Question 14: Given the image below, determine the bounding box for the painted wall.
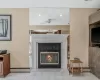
[30,25,69,30]
[0,8,69,68]
[0,8,29,68]
[0,8,98,68]
[70,8,98,67]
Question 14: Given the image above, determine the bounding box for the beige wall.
[0,8,29,68]
[0,8,69,68]
[30,25,69,31]
[70,8,98,67]
[0,8,97,68]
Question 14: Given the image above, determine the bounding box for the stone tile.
[0,71,99,80]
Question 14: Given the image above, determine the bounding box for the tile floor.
[0,69,99,80]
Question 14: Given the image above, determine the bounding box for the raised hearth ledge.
[30,34,69,72]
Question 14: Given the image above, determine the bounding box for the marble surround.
[30,34,68,71]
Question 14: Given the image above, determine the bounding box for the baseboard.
[83,67,90,72]
[67,65,90,72]
[10,67,90,73]
[10,68,30,73]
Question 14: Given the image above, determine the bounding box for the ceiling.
[29,8,69,25]
[0,0,100,8]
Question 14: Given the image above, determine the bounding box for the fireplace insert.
[38,43,61,68]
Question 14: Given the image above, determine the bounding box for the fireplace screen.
[40,52,59,65]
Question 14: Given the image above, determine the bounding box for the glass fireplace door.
[40,52,59,65]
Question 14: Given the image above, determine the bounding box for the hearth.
[38,43,61,68]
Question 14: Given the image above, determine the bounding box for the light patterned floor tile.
[0,71,99,80]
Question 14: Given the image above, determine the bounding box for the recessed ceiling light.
[39,14,41,16]
[60,14,62,17]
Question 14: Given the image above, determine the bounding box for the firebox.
[38,43,61,68]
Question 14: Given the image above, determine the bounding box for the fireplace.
[38,43,61,68]
[31,34,68,70]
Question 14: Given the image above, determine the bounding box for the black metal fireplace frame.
[38,43,61,68]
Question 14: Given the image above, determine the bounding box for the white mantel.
[30,34,68,71]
